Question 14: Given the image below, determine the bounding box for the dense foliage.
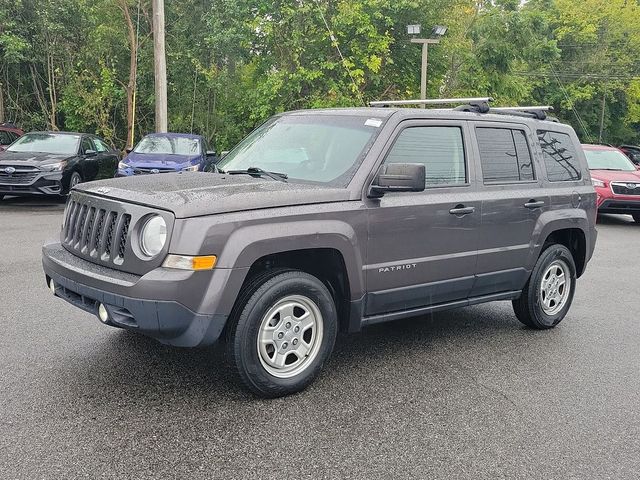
[1,0,638,150]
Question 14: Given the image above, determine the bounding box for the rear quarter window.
[537,130,582,182]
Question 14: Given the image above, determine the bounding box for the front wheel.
[513,244,577,329]
[632,213,640,224]
[227,269,338,398]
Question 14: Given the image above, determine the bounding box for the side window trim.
[380,121,471,189]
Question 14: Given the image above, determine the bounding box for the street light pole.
[152,0,168,132]
[411,38,440,108]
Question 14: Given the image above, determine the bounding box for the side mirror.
[206,150,217,158]
[125,147,133,154]
[84,149,97,157]
[368,163,426,198]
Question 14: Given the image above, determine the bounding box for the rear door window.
[93,138,109,152]
[476,127,535,183]
[537,130,582,182]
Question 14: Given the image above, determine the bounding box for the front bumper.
[598,199,640,215]
[42,242,229,347]
[0,171,64,196]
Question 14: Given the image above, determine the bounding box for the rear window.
[537,130,582,182]
[476,127,535,183]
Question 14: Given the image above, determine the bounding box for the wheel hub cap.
[539,260,571,316]
[257,295,323,379]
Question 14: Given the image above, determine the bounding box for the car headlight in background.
[140,215,167,257]
[41,161,67,172]
[182,164,199,172]
[118,161,129,170]
[592,178,605,188]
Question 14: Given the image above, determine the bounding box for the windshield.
[7,133,80,155]
[134,135,201,155]
[584,149,636,171]
[217,114,382,186]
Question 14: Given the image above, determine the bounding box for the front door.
[364,121,480,316]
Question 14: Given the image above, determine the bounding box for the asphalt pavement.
[1,196,639,479]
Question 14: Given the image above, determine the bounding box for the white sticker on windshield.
[365,118,383,128]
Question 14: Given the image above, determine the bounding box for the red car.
[0,122,23,151]
[583,144,640,223]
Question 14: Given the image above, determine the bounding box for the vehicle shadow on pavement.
[0,195,66,210]
[597,213,638,226]
[48,302,537,404]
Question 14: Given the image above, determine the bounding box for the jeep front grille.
[63,200,131,265]
[60,191,174,275]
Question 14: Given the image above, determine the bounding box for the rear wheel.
[513,244,576,329]
[227,269,338,398]
[632,213,640,224]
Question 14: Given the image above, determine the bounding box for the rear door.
[364,120,481,316]
[470,122,547,297]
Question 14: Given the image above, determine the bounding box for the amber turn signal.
[163,254,217,271]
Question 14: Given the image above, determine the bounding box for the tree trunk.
[119,0,138,149]
[46,47,58,130]
[29,64,51,127]
[0,81,5,123]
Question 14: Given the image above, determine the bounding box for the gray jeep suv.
[42,98,597,397]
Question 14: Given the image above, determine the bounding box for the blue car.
[116,132,216,176]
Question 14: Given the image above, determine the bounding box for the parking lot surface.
[1,196,639,479]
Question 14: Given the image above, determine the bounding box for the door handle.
[449,205,475,216]
[524,200,545,209]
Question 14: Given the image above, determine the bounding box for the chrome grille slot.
[91,209,106,256]
[117,215,131,260]
[103,213,117,259]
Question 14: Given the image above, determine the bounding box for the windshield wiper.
[225,166,288,182]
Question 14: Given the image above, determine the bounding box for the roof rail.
[369,97,493,108]
[489,106,554,121]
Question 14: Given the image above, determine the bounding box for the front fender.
[217,220,365,299]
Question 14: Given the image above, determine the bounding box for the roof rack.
[369,98,556,121]
[489,106,554,121]
[369,97,493,108]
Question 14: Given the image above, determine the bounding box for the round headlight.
[140,215,167,257]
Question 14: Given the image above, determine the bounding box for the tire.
[512,244,577,329]
[226,269,338,398]
[68,171,82,192]
[632,214,640,224]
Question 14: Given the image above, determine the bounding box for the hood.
[0,150,71,167]
[123,151,201,170]
[76,172,352,218]
[590,169,640,182]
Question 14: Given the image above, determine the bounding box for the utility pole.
[411,38,440,107]
[598,84,607,144]
[152,0,168,132]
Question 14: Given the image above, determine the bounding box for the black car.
[0,131,119,199]
[619,145,640,166]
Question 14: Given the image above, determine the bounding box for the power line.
[310,0,366,106]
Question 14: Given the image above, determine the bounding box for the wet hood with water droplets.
[76,172,352,218]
